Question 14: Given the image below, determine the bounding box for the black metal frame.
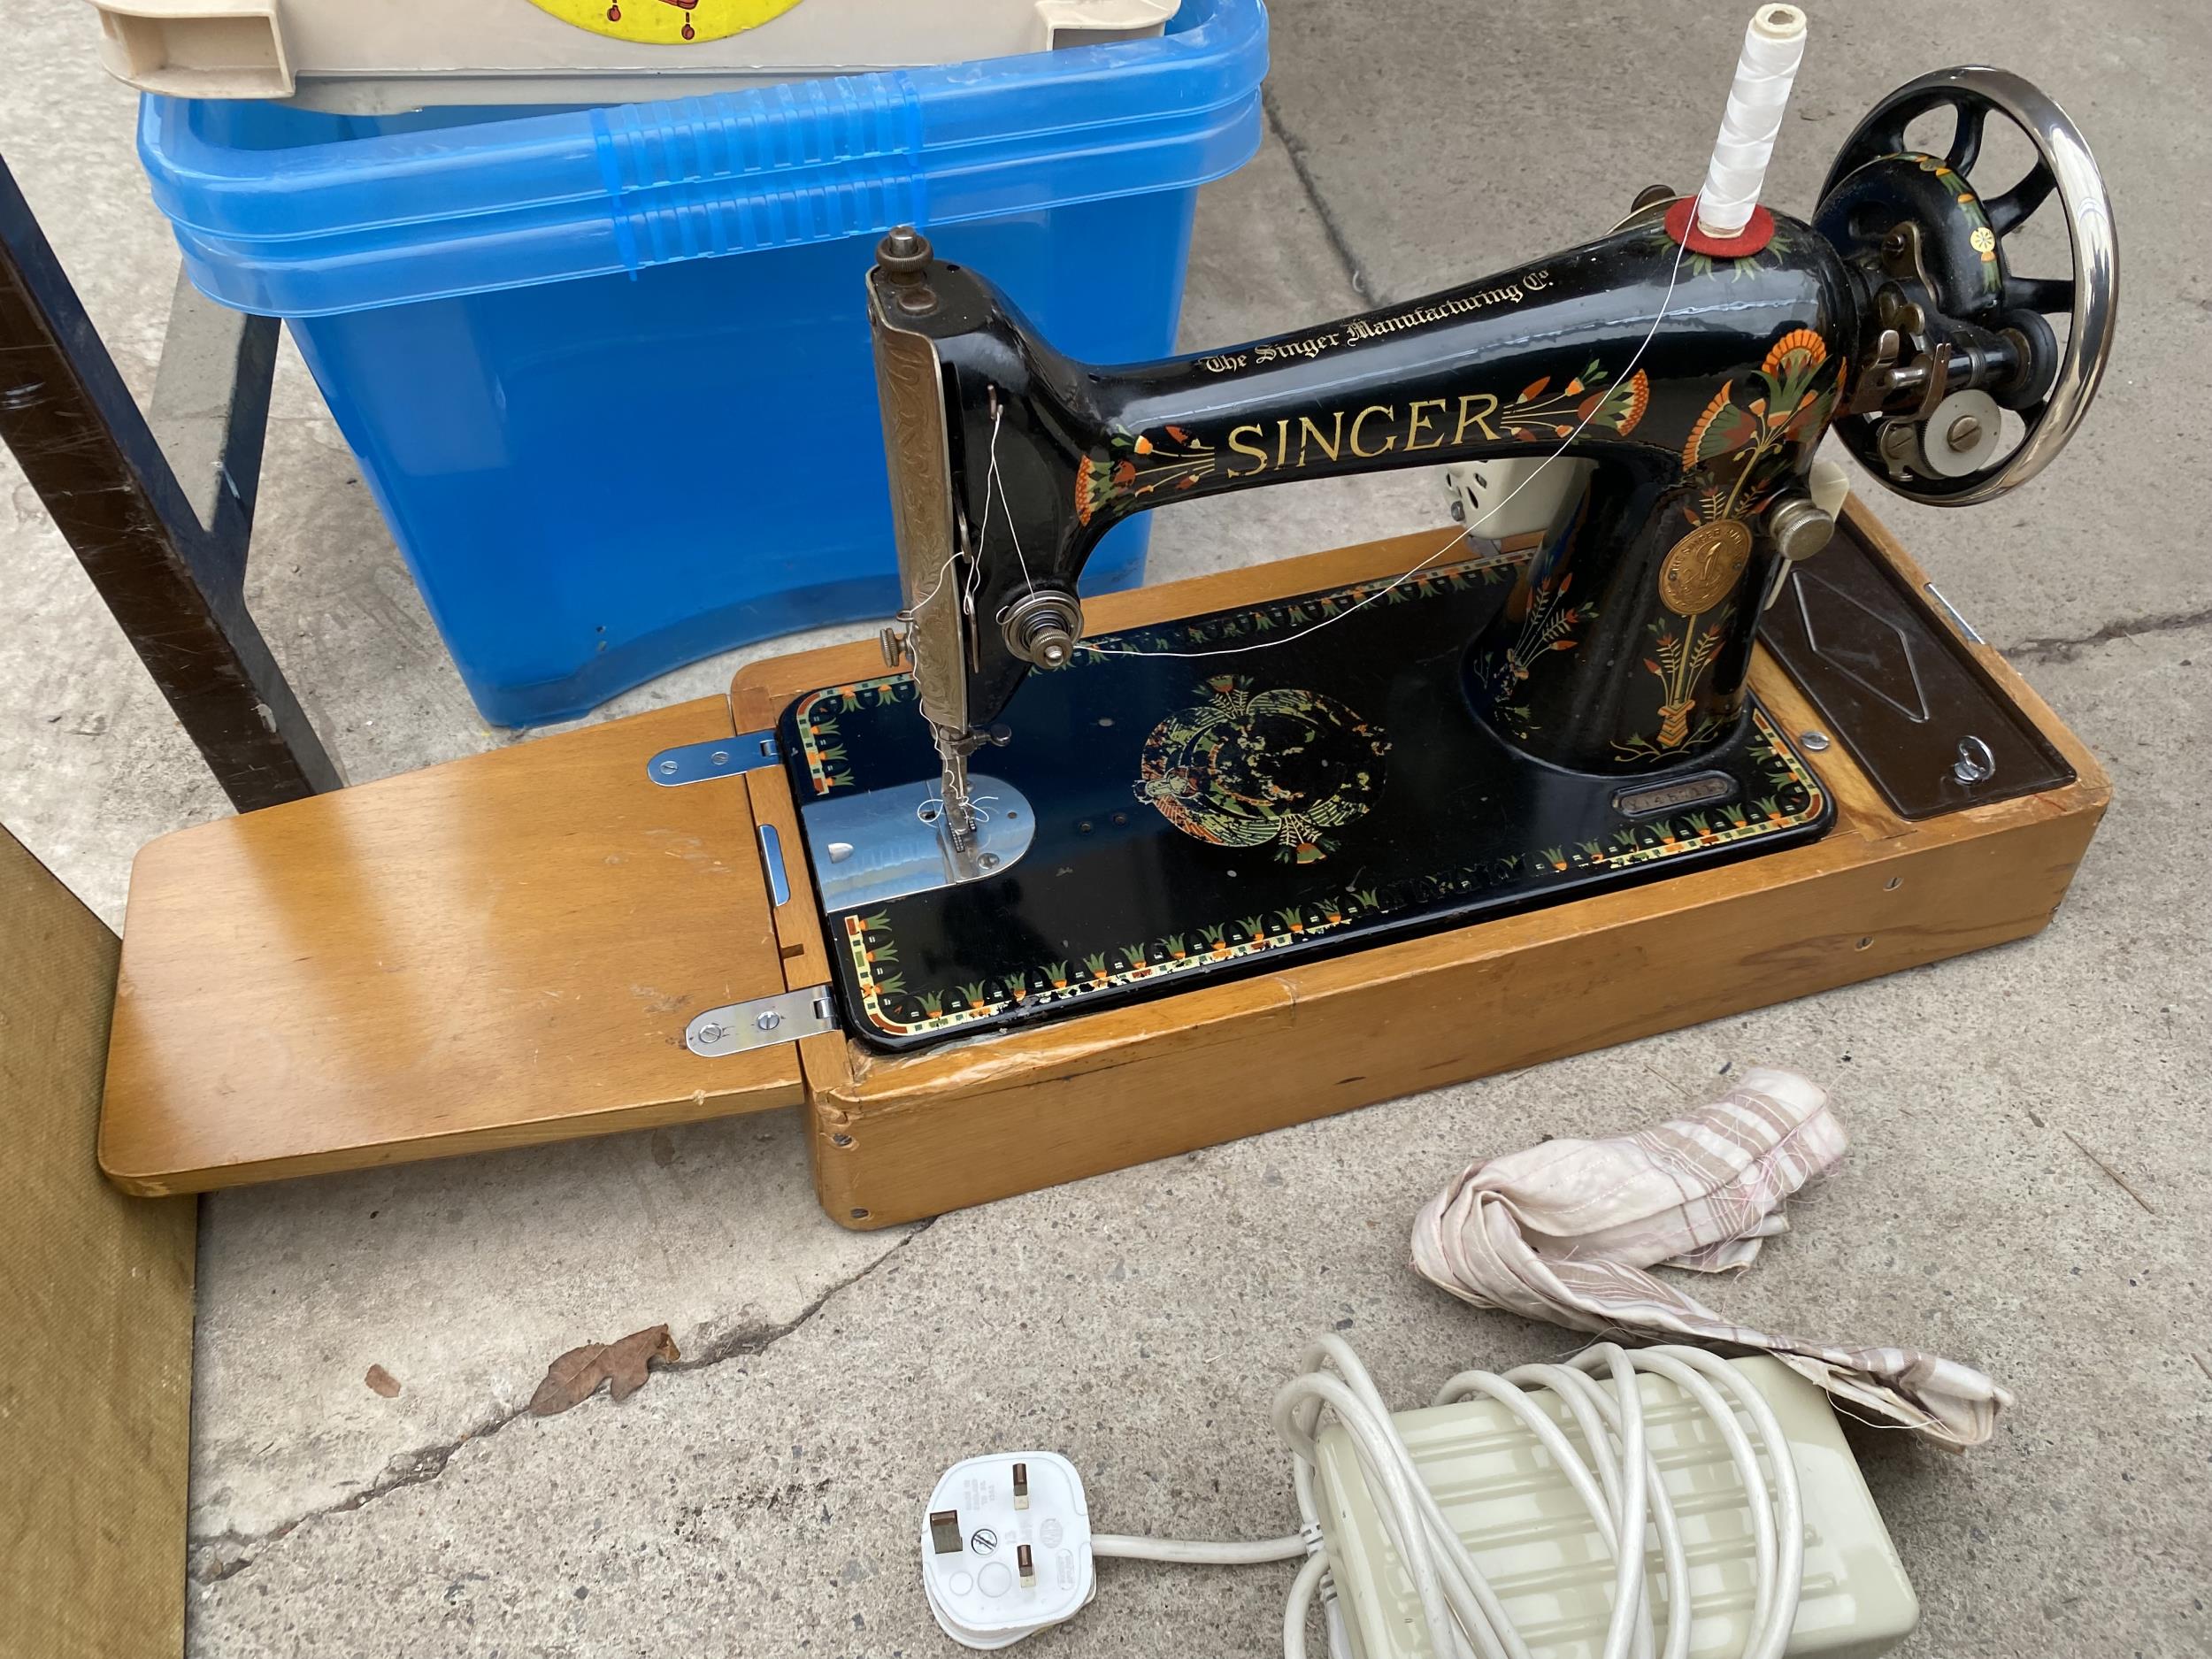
[0,151,339,811]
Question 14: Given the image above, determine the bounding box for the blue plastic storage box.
[136,0,1268,726]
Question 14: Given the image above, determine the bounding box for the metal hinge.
[686,985,838,1056]
[648,730,780,786]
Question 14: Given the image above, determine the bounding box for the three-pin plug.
[919,1452,1094,1649]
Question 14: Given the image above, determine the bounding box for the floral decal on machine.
[789,676,916,795]
[1620,326,1847,761]
[1134,677,1392,866]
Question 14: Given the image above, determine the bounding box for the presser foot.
[801,773,1037,912]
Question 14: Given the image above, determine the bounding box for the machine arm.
[869,216,1856,742]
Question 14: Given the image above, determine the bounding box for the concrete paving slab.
[1260,0,2212,678]
[185,1110,913,1570]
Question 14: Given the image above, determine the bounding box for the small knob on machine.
[874,226,937,311]
[1766,493,1837,563]
[875,226,933,276]
[1760,472,1846,611]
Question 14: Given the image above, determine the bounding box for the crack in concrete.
[1262,89,1371,300]
[665,1217,933,1377]
[2001,604,2212,665]
[188,1219,935,1588]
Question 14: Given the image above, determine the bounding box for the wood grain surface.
[102,698,801,1194]
[3,826,196,1657]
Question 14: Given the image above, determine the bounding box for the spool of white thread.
[1697,4,1808,240]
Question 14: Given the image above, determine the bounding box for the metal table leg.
[0,151,340,811]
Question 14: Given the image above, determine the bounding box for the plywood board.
[102,698,802,1194]
[2,826,196,1658]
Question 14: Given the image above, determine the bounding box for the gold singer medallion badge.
[1658,518,1755,616]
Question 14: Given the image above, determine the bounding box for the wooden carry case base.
[752,503,2106,1226]
[100,503,2107,1220]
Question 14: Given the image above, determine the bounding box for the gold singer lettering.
[1296,412,1344,465]
[1349,406,1397,457]
[1452,393,1502,444]
[1218,389,1507,478]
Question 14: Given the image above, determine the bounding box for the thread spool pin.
[1672,4,1807,257]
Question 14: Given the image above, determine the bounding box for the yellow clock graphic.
[526,0,807,45]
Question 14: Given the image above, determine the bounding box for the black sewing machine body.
[879,213,1856,770]
[786,68,2113,1051]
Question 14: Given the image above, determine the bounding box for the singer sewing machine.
[100,65,2116,1224]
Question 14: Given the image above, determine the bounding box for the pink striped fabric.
[1410,1067,2010,1448]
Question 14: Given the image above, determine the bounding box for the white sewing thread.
[1696,4,1808,239]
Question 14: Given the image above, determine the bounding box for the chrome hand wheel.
[1818,67,2117,506]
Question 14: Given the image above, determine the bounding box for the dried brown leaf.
[365,1364,401,1398]
[527,1324,680,1417]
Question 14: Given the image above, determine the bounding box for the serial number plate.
[1612,772,1737,819]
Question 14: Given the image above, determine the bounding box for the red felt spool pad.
[1663,197,1775,257]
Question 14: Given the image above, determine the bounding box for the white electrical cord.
[1695,4,1808,238]
[1097,1338,1804,1659]
[1092,1532,1307,1564]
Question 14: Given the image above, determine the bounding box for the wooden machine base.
[100,505,2107,1223]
